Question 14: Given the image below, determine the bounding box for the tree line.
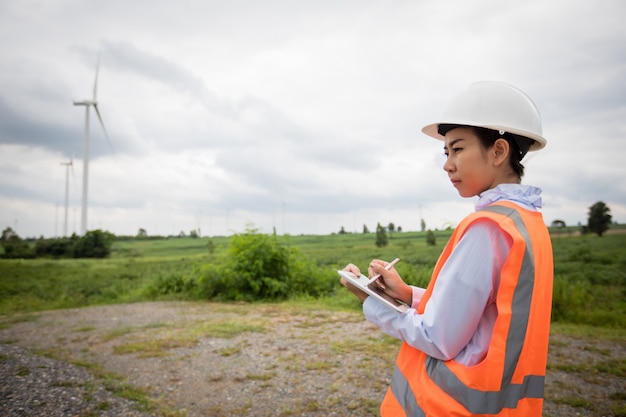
[0,228,115,259]
[0,201,615,259]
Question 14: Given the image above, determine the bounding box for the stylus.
[367,257,400,285]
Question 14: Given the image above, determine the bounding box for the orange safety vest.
[381,202,553,416]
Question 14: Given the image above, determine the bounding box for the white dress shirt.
[363,184,543,366]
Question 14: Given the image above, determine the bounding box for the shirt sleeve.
[363,219,511,361]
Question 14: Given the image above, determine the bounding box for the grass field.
[1,227,624,330]
[1,228,625,416]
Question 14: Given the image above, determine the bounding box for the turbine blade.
[93,104,115,155]
[93,53,101,101]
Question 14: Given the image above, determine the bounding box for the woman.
[341,81,554,416]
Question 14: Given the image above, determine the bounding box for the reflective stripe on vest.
[385,204,548,416]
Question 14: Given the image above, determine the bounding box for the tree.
[339,226,347,234]
[207,239,216,254]
[0,227,33,258]
[73,230,115,258]
[426,229,436,246]
[375,223,388,247]
[587,201,612,236]
[137,228,148,238]
[420,218,426,232]
[362,224,370,234]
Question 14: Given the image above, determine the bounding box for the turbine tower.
[60,158,74,237]
[73,55,113,235]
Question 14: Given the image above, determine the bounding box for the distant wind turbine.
[60,158,75,237]
[73,55,114,235]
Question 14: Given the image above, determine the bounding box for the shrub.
[426,230,436,246]
[0,227,34,259]
[194,228,335,301]
[375,223,388,247]
[72,230,115,258]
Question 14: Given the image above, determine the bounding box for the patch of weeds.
[205,405,225,416]
[70,336,90,344]
[191,320,265,339]
[101,372,153,411]
[582,344,611,356]
[16,365,30,376]
[141,322,171,330]
[246,372,275,381]
[325,396,340,407]
[610,391,626,401]
[279,405,296,416]
[304,399,320,411]
[219,345,242,357]
[0,313,40,330]
[551,363,586,372]
[230,399,252,414]
[594,358,626,377]
[95,401,111,410]
[611,392,626,417]
[73,325,96,332]
[548,338,569,348]
[331,334,399,359]
[100,326,135,342]
[293,312,344,328]
[113,334,198,358]
[70,359,100,371]
[552,395,592,409]
[305,361,334,371]
[26,349,183,417]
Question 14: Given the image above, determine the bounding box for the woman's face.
[442,127,498,198]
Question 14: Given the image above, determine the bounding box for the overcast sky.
[1,0,625,238]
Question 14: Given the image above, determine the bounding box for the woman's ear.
[492,138,510,166]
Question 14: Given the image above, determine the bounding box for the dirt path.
[1,301,624,416]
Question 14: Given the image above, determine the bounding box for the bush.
[426,230,436,246]
[0,227,34,259]
[194,229,335,301]
[375,223,388,247]
[73,230,115,258]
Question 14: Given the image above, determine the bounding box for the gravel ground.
[1,301,624,417]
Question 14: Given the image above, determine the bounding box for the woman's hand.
[369,260,413,306]
[340,264,369,303]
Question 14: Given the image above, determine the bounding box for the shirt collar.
[476,184,543,211]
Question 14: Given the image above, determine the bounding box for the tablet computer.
[337,270,408,313]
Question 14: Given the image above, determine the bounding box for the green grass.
[1,229,625,329]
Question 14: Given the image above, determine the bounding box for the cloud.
[1,0,625,238]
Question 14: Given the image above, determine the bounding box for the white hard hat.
[422,81,547,151]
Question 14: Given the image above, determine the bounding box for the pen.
[367,257,400,285]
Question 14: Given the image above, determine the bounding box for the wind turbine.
[60,158,75,237]
[73,55,114,235]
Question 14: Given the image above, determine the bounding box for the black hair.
[438,124,534,180]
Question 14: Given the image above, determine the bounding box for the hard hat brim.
[421,122,547,152]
